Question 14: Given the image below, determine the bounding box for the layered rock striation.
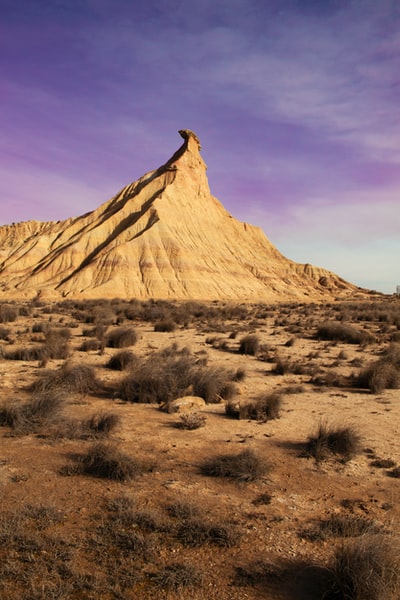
[0,130,362,301]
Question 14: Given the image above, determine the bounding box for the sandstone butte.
[0,130,367,302]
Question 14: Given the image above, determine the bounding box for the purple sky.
[1,0,399,293]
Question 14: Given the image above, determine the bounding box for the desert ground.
[0,296,399,600]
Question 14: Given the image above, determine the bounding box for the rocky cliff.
[0,130,363,301]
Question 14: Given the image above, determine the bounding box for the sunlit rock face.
[0,130,361,301]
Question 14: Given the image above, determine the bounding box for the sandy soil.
[0,298,399,599]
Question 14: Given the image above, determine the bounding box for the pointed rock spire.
[0,131,363,301]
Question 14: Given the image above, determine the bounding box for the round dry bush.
[200,448,272,482]
[154,319,177,332]
[84,412,121,435]
[106,327,138,348]
[306,423,361,462]
[329,534,400,600]
[356,361,400,394]
[80,339,103,352]
[31,362,102,395]
[0,304,19,323]
[106,350,137,371]
[238,334,260,356]
[119,355,193,404]
[80,443,144,480]
[191,366,237,404]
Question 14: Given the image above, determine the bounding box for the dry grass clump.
[303,515,382,542]
[327,534,400,600]
[0,391,65,434]
[119,353,193,404]
[239,334,260,355]
[0,326,10,340]
[200,448,272,482]
[0,304,19,323]
[152,562,203,592]
[306,423,361,462]
[355,342,400,393]
[176,518,240,548]
[370,458,397,468]
[79,339,104,352]
[154,319,177,332]
[106,327,138,348]
[105,350,137,371]
[179,412,207,430]
[49,411,121,440]
[316,321,374,345]
[226,392,282,422]
[40,327,71,360]
[119,348,238,405]
[76,442,153,481]
[356,361,400,394]
[31,362,102,395]
[246,392,282,422]
[83,412,121,435]
[191,365,237,403]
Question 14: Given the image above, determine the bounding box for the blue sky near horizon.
[1,0,399,293]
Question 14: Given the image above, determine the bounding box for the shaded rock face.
[0,130,361,301]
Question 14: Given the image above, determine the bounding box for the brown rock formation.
[0,130,363,301]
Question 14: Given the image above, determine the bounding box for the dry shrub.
[200,448,272,482]
[106,327,138,348]
[78,443,152,481]
[166,501,201,520]
[83,412,121,435]
[154,319,177,332]
[106,350,137,371]
[120,354,193,404]
[152,563,203,592]
[0,304,19,323]
[0,391,65,434]
[5,347,43,361]
[316,321,374,345]
[356,362,400,394]
[328,534,400,600]
[306,423,361,462]
[80,339,103,352]
[191,366,237,403]
[370,458,396,468]
[119,348,237,405]
[179,412,206,430]
[239,334,260,355]
[31,362,102,395]
[176,518,240,548]
[41,328,71,360]
[304,515,382,542]
[244,392,282,422]
[0,326,10,340]
[226,392,282,422]
[388,467,400,478]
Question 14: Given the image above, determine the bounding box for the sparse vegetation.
[327,534,400,600]
[200,448,272,481]
[75,442,154,480]
[31,361,102,395]
[179,412,207,429]
[106,327,138,348]
[152,562,203,592]
[306,423,361,461]
[1,298,400,600]
[239,334,260,355]
[106,349,137,370]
